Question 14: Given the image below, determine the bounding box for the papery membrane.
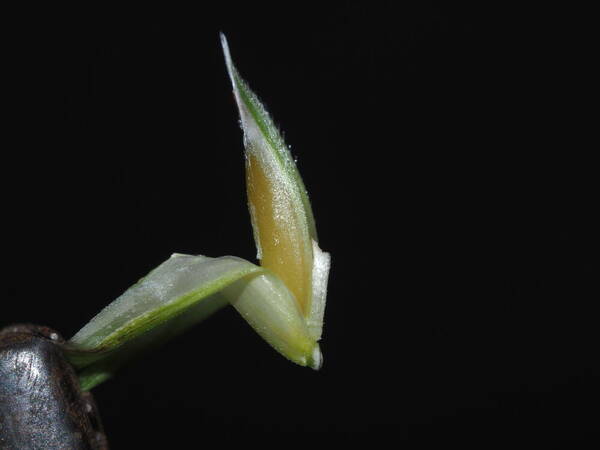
[307,240,331,341]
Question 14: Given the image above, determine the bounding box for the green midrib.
[233,71,318,241]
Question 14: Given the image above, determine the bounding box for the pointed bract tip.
[219,32,235,86]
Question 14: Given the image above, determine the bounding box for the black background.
[2,3,597,446]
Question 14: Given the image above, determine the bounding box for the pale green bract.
[68,254,321,390]
[67,34,330,390]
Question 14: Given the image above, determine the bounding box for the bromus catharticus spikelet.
[66,34,331,390]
